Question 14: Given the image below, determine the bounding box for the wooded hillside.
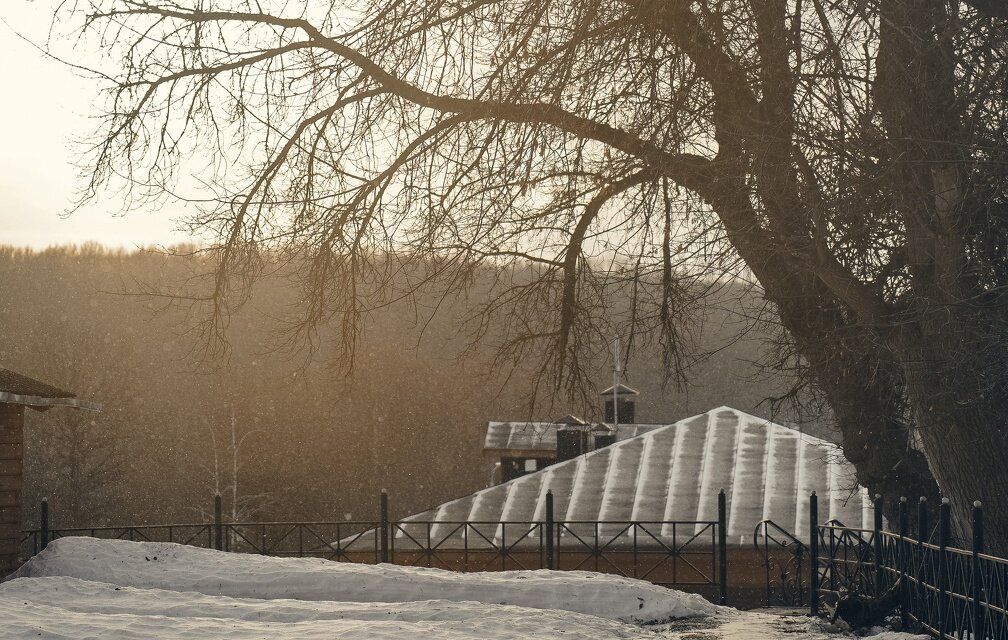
[0,245,813,527]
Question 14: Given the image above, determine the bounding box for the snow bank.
[0,576,651,639]
[11,537,716,623]
[657,610,931,640]
[3,538,938,639]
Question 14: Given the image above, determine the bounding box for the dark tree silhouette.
[65,1,1008,546]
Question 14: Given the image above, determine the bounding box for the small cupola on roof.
[555,415,589,462]
[600,383,638,424]
[592,423,616,450]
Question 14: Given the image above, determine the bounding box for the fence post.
[545,490,554,570]
[213,494,223,551]
[898,497,908,629]
[918,496,929,542]
[718,489,727,606]
[938,498,950,639]
[380,489,389,564]
[972,501,985,640]
[873,494,884,594]
[917,497,928,624]
[810,491,819,616]
[40,498,49,551]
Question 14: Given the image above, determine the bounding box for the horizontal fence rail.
[22,524,215,556]
[21,522,384,561]
[22,490,731,604]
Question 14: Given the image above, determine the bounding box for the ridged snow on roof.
[484,421,665,452]
[403,407,870,548]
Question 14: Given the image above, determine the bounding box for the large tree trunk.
[815,352,940,532]
[710,190,941,528]
[693,0,945,530]
[763,275,941,530]
[867,0,1008,549]
[899,325,1008,549]
[912,397,1008,550]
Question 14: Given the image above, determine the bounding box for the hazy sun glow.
[0,2,195,249]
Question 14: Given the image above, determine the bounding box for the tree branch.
[98,3,716,192]
[557,170,654,377]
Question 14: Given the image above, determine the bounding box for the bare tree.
[198,410,272,528]
[22,320,131,526]
[62,1,1008,546]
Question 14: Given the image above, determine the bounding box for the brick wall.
[0,404,23,575]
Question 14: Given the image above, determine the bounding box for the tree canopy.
[65,0,1008,547]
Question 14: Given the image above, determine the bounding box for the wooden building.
[483,389,665,483]
[0,368,99,574]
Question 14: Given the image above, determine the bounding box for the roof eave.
[483,448,556,458]
[0,392,102,412]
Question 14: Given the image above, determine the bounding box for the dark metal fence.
[22,489,731,604]
[802,492,1008,640]
[22,521,383,560]
[389,518,721,588]
[753,518,808,607]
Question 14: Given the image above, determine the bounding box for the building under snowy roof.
[397,406,869,548]
[484,420,666,456]
[484,386,670,482]
[0,366,99,574]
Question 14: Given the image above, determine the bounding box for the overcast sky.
[1,3,195,249]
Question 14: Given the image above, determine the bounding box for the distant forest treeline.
[0,245,825,528]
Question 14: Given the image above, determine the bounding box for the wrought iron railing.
[753,519,808,607]
[22,524,215,556]
[808,494,1008,640]
[21,489,732,604]
[817,521,878,598]
[388,519,720,587]
[390,520,546,571]
[21,521,383,561]
[550,519,719,585]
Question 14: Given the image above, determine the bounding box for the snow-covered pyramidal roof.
[406,407,870,546]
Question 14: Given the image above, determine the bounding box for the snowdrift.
[0,575,653,639]
[12,537,714,622]
[0,536,716,638]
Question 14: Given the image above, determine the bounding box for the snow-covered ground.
[1,537,928,639]
[655,611,928,640]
